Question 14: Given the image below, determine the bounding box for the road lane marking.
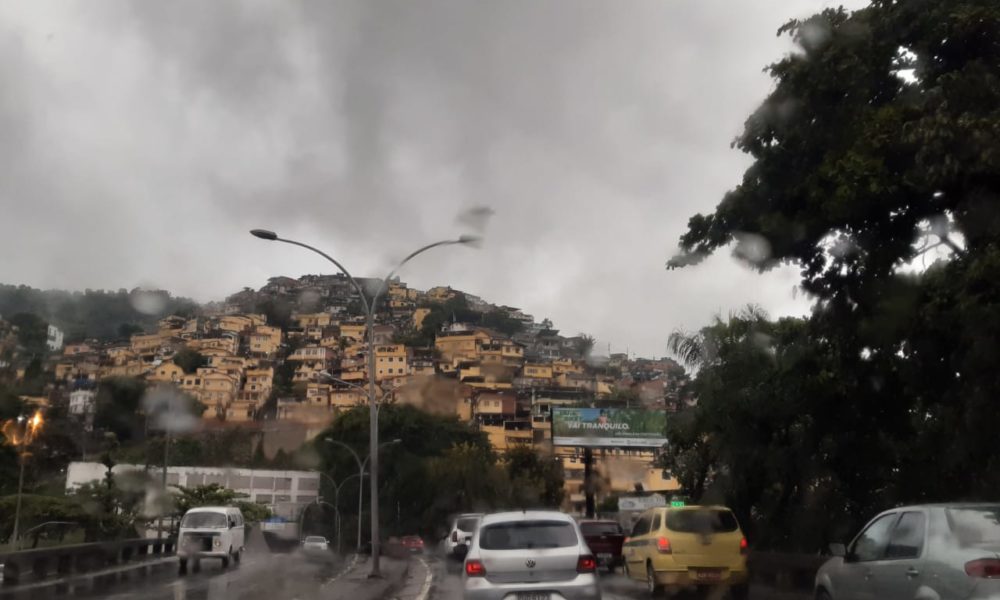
[415,558,433,600]
[324,553,360,587]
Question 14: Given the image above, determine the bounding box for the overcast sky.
[0,0,864,358]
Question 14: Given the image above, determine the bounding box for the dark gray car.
[815,503,1000,600]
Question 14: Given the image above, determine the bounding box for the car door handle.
[906,567,920,579]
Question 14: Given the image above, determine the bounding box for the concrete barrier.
[0,538,175,589]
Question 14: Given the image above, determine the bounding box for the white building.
[46,325,64,351]
[65,462,321,519]
[68,389,96,415]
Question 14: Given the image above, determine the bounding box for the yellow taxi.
[623,504,748,598]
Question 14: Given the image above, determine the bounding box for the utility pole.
[584,447,595,518]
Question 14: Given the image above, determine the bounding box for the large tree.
[666,0,1000,549]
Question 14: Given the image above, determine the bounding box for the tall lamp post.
[325,438,401,551]
[251,228,477,575]
[3,410,44,551]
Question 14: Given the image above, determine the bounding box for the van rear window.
[581,522,622,536]
[665,510,738,533]
[181,512,228,528]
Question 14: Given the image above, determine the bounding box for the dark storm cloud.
[0,0,863,356]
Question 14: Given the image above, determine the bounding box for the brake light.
[966,559,1000,578]
[577,555,597,573]
[740,537,748,555]
[452,531,458,543]
[657,536,672,554]
[465,560,486,577]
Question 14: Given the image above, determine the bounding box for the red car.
[580,519,626,573]
[401,535,425,553]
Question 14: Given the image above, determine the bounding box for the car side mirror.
[453,543,469,559]
[829,543,846,557]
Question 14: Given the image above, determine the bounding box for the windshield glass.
[581,522,622,536]
[180,512,227,529]
[665,510,739,534]
[456,518,480,533]
[479,521,578,550]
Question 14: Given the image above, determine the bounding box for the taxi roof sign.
[670,500,686,508]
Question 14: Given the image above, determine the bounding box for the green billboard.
[551,407,667,448]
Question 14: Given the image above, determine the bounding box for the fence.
[0,538,176,589]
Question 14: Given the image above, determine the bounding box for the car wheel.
[730,584,749,600]
[234,548,242,564]
[192,559,201,574]
[178,559,188,575]
[221,549,230,569]
[646,562,663,596]
[815,589,832,600]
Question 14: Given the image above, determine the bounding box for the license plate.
[597,553,613,560]
[517,593,549,600]
[694,569,723,581]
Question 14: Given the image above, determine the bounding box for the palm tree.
[667,304,769,368]
[574,334,596,357]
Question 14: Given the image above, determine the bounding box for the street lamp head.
[250,229,278,241]
[390,438,402,445]
[457,234,482,246]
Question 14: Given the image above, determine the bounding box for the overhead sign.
[551,407,667,448]
[618,494,667,511]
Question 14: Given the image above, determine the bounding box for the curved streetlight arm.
[371,238,474,310]
[324,439,365,472]
[267,236,372,316]
[360,439,402,472]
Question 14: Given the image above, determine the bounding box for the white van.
[177,506,245,573]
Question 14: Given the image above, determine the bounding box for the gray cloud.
[0,0,862,357]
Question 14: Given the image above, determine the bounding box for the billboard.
[551,407,667,448]
[618,494,667,512]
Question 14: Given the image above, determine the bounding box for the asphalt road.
[426,555,809,600]
[84,550,347,600]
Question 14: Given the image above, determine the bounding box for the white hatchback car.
[460,511,601,600]
[178,506,245,573]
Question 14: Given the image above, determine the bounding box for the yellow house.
[425,286,456,303]
[130,333,163,356]
[289,346,333,364]
[331,387,365,408]
[552,358,584,376]
[249,325,282,356]
[305,383,331,406]
[147,362,185,383]
[242,367,273,403]
[412,307,432,330]
[294,313,333,329]
[388,282,409,300]
[217,315,255,334]
[436,330,492,363]
[100,361,148,379]
[523,363,554,379]
[340,324,367,343]
[63,343,93,356]
[375,344,409,381]
[187,336,239,355]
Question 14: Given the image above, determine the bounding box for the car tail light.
[657,536,672,554]
[577,555,597,573]
[965,559,1000,578]
[740,537,748,555]
[452,531,458,543]
[465,559,486,577]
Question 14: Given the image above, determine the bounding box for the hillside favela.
[0,275,685,539]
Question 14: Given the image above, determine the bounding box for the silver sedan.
[816,503,1000,600]
[459,510,601,600]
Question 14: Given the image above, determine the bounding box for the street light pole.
[252,229,476,576]
[6,411,43,551]
[11,451,26,550]
[324,438,401,551]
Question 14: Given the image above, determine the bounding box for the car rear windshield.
[457,518,480,532]
[181,512,228,528]
[946,507,1000,545]
[581,522,622,536]
[305,536,326,542]
[479,520,578,550]
[665,509,739,533]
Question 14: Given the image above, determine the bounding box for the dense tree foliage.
[666,0,1000,551]
[172,348,207,374]
[317,405,563,538]
[0,285,198,342]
